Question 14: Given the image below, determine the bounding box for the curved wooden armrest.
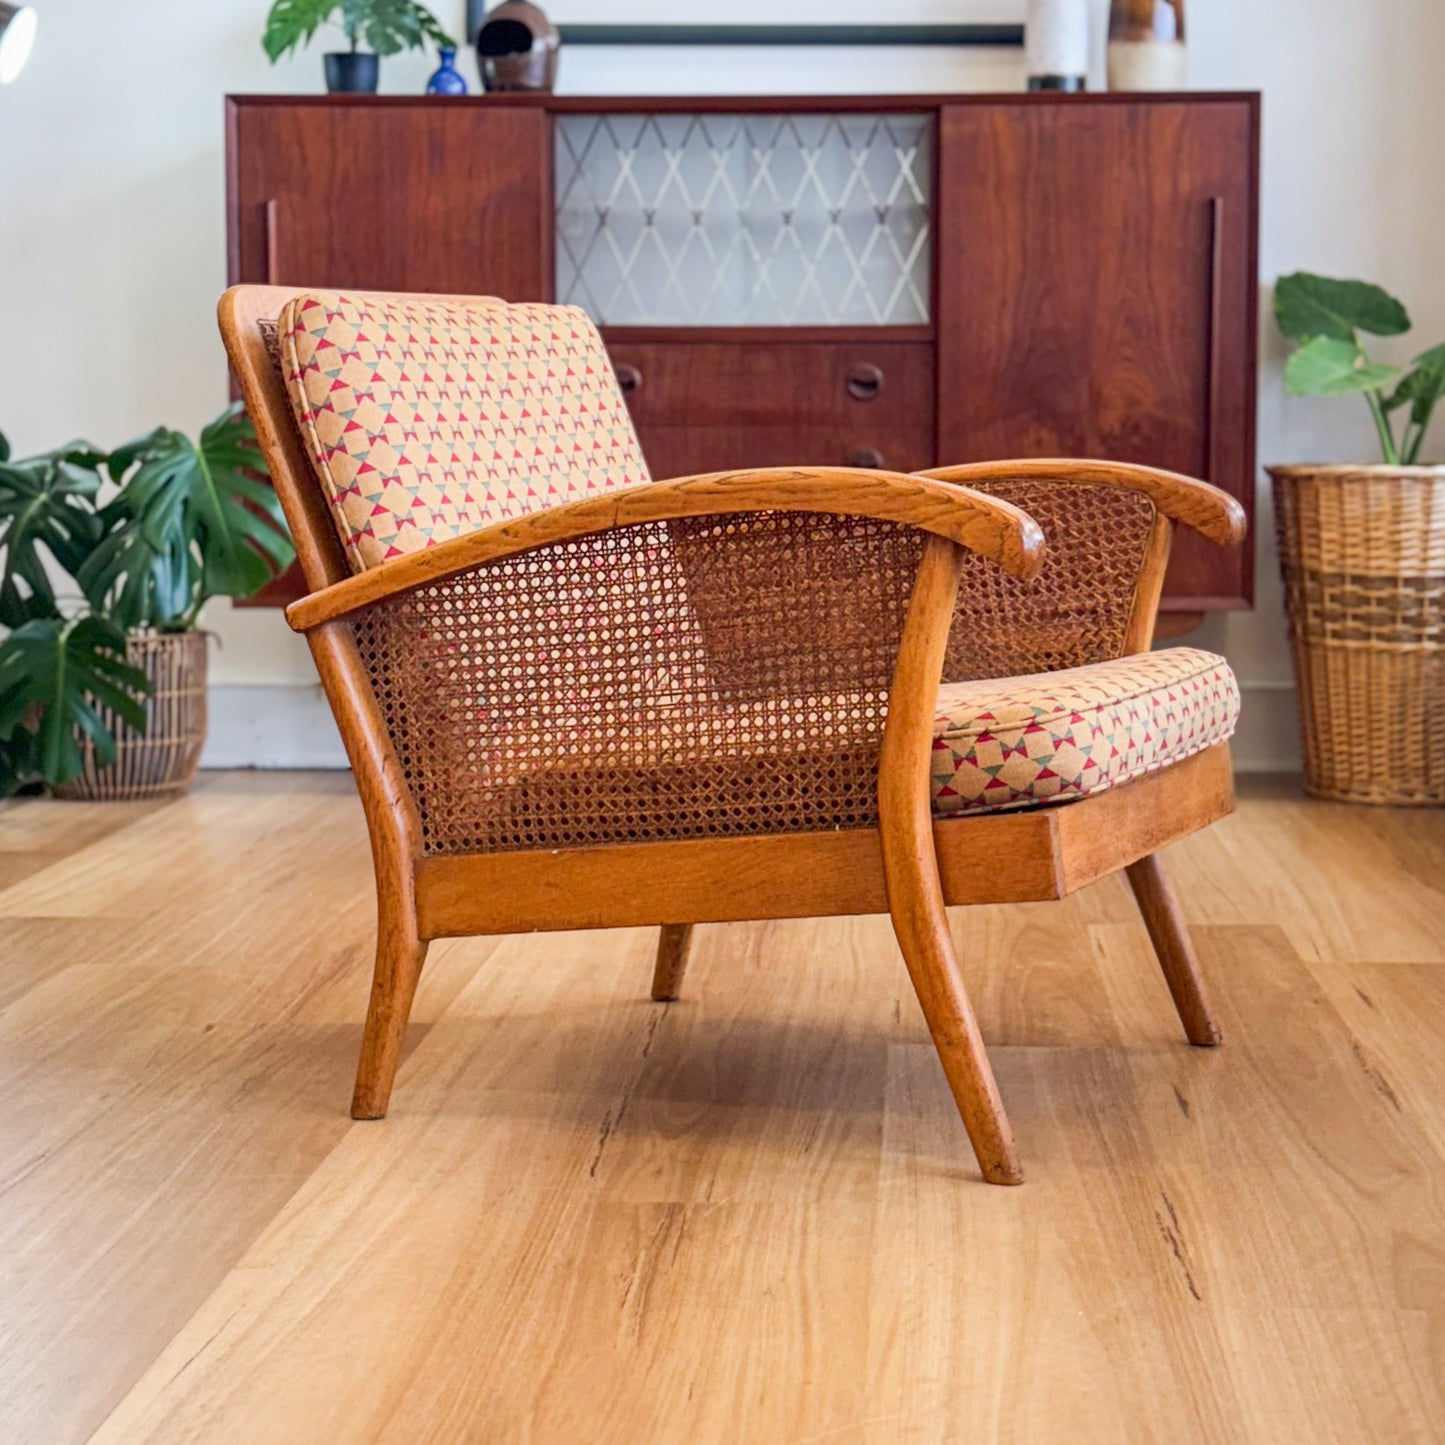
[285,466,1046,633]
[917,459,1247,548]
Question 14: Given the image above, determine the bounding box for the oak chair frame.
[220,284,1246,1186]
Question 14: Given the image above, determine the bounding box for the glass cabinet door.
[554,112,932,327]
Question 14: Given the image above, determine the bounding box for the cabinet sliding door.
[935,98,1258,610]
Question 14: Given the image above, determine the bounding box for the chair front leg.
[352,919,428,1119]
[879,536,1023,1185]
[307,619,431,1119]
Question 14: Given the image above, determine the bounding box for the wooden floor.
[2,774,1444,1443]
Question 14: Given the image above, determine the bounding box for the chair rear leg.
[1125,853,1222,1047]
[351,923,429,1119]
[651,924,693,1002]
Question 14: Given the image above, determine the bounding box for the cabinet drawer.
[603,340,936,478]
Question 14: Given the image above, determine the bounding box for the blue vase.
[426,46,468,95]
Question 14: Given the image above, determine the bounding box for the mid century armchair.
[219,286,1245,1185]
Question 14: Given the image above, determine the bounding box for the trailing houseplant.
[1270,272,1445,805]
[0,405,294,799]
[263,0,456,93]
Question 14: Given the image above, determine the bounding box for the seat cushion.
[279,290,650,572]
[930,647,1239,817]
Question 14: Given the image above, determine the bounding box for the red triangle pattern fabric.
[929,648,1240,817]
[278,290,651,572]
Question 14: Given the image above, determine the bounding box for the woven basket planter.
[1269,464,1445,805]
[54,629,209,801]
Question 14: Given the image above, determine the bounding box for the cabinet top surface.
[227,91,1260,112]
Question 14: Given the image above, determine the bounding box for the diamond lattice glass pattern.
[555,113,932,326]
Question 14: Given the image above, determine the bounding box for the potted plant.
[1270,272,1445,805]
[263,0,456,93]
[0,405,294,799]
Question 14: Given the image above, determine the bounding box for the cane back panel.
[349,510,925,857]
[945,478,1159,680]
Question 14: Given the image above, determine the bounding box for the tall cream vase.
[1269,464,1445,805]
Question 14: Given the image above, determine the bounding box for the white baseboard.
[202,681,1304,774]
[202,684,350,770]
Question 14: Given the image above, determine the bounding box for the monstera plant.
[263,0,455,92]
[0,405,294,798]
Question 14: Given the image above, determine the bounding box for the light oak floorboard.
[0,774,1441,1442]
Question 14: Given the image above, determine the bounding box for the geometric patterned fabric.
[931,648,1240,816]
[278,290,650,571]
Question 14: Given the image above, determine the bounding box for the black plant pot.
[324,52,379,93]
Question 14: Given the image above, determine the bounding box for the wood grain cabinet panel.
[226,95,1258,612]
[227,100,551,299]
[935,98,1258,610]
[604,339,936,478]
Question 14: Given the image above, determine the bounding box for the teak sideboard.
[225,91,1260,616]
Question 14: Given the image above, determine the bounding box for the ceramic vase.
[427,45,468,95]
[1025,0,1089,92]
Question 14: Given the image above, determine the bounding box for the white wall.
[2,0,1442,770]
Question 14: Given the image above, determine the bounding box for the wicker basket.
[54,629,209,801]
[1269,464,1445,805]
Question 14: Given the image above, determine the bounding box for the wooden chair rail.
[918,458,1248,547]
[283,468,1047,632]
[413,742,1234,939]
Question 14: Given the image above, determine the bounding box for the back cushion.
[279,290,650,572]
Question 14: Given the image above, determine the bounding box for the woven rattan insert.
[351,510,925,856]
[946,479,1157,678]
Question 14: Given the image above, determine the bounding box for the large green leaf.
[1385,342,1445,462]
[1284,336,1399,397]
[340,0,452,53]
[83,405,294,628]
[0,617,150,787]
[1274,273,1411,342]
[262,0,338,60]
[0,442,105,627]
[1386,346,1445,421]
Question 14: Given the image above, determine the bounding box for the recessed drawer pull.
[614,363,643,396]
[845,446,885,469]
[845,363,884,402]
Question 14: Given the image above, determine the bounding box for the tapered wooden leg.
[878,535,1023,1185]
[351,925,428,1119]
[891,903,1024,1185]
[651,923,694,1001]
[1126,853,1223,1048]
[307,620,432,1121]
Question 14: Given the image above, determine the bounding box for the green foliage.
[0,616,149,790]
[1275,272,1445,464]
[82,404,294,630]
[1387,342,1445,434]
[263,0,454,60]
[1284,337,1398,398]
[262,0,334,59]
[0,441,105,626]
[1274,274,1410,344]
[0,405,295,792]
